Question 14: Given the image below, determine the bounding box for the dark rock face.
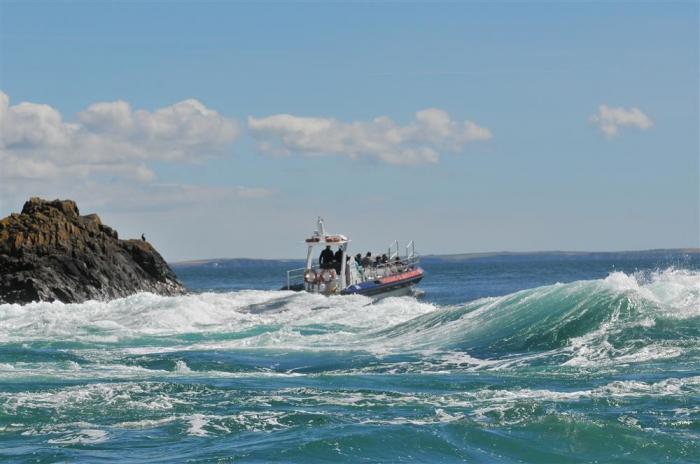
[0,198,186,304]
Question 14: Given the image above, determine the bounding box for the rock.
[0,197,186,304]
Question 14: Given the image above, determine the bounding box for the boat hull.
[340,268,424,298]
[282,268,424,299]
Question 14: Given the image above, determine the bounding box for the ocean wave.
[5,376,698,418]
[366,268,700,366]
[3,376,698,440]
[0,268,697,371]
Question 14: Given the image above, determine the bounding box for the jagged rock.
[0,197,186,304]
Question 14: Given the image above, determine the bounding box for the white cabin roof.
[304,217,350,246]
[304,235,350,246]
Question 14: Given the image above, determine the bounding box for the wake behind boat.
[283,218,424,298]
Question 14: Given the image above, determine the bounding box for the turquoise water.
[1,253,698,462]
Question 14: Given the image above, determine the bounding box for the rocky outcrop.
[0,198,186,304]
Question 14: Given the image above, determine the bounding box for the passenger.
[319,245,334,269]
[355,254,366,279]
[334,248,343,273]
[375,255,386,276]
[361,252,372,267]
[393,256,403,273]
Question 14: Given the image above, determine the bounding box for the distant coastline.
[424,248,700,261]
[171,248,699,266]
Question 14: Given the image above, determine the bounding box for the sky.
[0,0,698,261]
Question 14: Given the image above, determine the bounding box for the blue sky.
[0,1,698,261]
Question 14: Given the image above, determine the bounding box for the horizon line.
[170,247,700,265]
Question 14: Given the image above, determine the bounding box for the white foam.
[603,268,700,317]
[47,428,108,445]
[360,408,466,426]
[0,290,438,350]
[0,382,190,414]
[185,414,209,437]
[174,360,192,373]
[114,417,178,429]
[0,360,310,382]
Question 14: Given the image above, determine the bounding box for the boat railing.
[286,265,317,290]
[387,240,399,259]
[406,240,416,259]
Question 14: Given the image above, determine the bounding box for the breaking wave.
[370,268,700,367]
[0,268,697,373]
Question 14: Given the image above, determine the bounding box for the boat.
[283,217,424,298]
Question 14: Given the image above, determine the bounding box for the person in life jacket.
[333,248,343,273]
[319,245,334,269]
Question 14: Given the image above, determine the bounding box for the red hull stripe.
[379,268,423,285]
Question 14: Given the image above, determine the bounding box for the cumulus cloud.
[0,91,240,181]
[590,104,653,138]
[248,108,492,165]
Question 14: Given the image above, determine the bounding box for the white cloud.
[248,108,492,165]
[0,91,240,181]
[590,104,653,138]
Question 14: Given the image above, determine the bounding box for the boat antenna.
[317,216,326,237]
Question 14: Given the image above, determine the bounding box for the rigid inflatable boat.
[283,218,424,298]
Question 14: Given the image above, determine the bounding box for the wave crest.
[0,268,697,370]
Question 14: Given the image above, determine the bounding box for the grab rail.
[406,241,415,259]
[286,263,324,289]
[387,240,399,259]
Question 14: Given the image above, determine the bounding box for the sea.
[0,250,698,463]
